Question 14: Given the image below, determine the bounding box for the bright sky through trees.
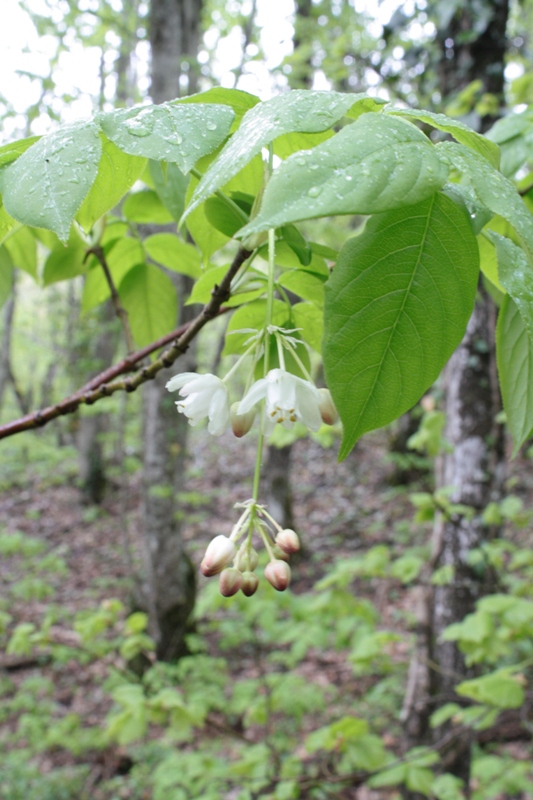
[0,0,410,143]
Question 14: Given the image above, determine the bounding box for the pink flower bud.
[241,571,259,597]
[236,545,259,572]
[230,402,256,438]
[265,560,291,591]
[421,394,436,413]
[317,388,338,425]
[219,568,243,597]
[275,529,300,554]
[272,544,290,563]
[200,535,236,577]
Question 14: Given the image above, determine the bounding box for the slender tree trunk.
[139,0,202,660]
[77,301,118,504]
[402,0,509,791]
[0,290,16,413]
[264,444,295,531]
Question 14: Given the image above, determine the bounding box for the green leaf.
[281,224,312,266]
[0,121,102,241]
[187,264,263,308]
[177,87,260,129]
[184,174,229,261]
[306,716,368,753]
[0,246,14,309]
[42,233,86,285]
[0,202,16,245]
[185,90,374,218]
[119,263,177,347]
[82,237,143,312]
[205,196,248,237]
[390,554,424,583]
[478,233,504,292]
[388,107,500,168]
[149,160,189,222]
[258,240,329,277]
[324,193,479,459]
[77,134,146,231]
[496,295,533,456]
[431,773,465,800]
[273,130,334,159]
[98,102,235,173]
[122,189,175,224]
[430,703,462,728]
[4,226,37,279]
[456,670,525,709]
[487,232,533,336]
[240,114,449,235]
[278,269,325,307]
[0,135,40,168]
[144,233,201,279]
[437,142,533,263]
[368,764,407,789]
[291,302,323,353]
[406,766,435,796]
[223,299,288,356]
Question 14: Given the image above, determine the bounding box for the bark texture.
[77,301,118,504]
[140,0,203,659]
[402,0,509,790]
[264,444,295,531]
[149,0,202,101]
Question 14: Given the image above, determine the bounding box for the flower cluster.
[165,326,339,598]
[199,501,300,596]
[166,367,337,438]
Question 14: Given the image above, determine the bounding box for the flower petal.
[238,378,268,415]
[166,372,200,392]
[207,387,231,436]
[295,383,322,431]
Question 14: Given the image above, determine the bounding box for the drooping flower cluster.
[198,501,301,596]
[165,323,339,596]
[166,366,337,438]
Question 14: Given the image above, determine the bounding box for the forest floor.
[1,420,532,797]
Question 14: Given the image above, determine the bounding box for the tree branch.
[87,245,136,353]
[0,246,252,441]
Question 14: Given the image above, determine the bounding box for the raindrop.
[295,157,306,166]
[125,116,153,137]
[307,186,322,198]
[165,132,183,145]
[206,121,217,131]
[345,175,353,181]
[309,163,319,171]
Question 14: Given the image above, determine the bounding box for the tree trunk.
[138,0,203,660]
[402,0,509,791]
[264,444,295,531]
[0,290,16,413]
[77,301,118,504]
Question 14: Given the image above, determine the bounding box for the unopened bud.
[241,571,259,596]
[219,568,243,597]
[230,402,255,438]
[200,535,236,577]
[272,544,290,563]
[275,528,300,554]
[421,394,436,413]
[317,388,338,426]
[265,560,291,591]
[236,545,259,572]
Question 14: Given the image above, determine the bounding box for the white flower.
[238,368,322,435]
[165,372,230,436]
